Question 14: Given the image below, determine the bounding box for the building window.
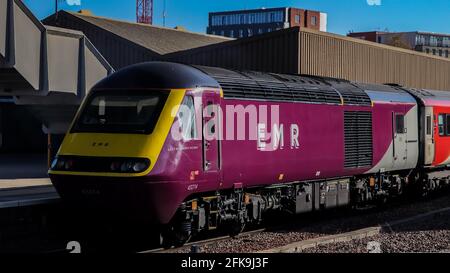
[230,30,234,38]
[377,36,382,43]
[240,14,245,24]
[430,36,438,47]
[416,35,426,46]
[295,15,300,24]
[439,49,443,56]
[444,37,450,47]
[426,48,430,54]
[311,16,317,26]
[433,49,437,55]
[239,29,244,38]
[248,29,253,37]
[446,50,449,58]
[258,28,263,34]
[267,28,272,33]
[211,31,216,35]
[220,30,225,36]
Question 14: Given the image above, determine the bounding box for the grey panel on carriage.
[354,83,405,93]
[407,88,450,101]
[195,66,344,105]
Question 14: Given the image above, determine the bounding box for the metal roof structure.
[44,11,231,57]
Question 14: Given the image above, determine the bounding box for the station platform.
[0,180,59,209]
[0,154,59,208]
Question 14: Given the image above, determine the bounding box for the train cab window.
[177,96,197,141]
[438,114,446,136]
[72,90,169,134]
[395,114,405,134]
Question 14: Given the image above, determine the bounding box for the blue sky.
[23,0,450,35]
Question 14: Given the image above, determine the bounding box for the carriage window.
[446,115,450,136]
[438,114,445,136]
[426,115,432,135]
[395,114,405,134]
[177,96,197,140]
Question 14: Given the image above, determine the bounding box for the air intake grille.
[344,111,373,169]
[194,66,343,105]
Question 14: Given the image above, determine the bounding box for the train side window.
[426,115,432,135]
[438,114,445,136]
[446,115,450,136]
[178,96,197,141]
[395,114,405,134]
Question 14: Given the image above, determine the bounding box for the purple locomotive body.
[49,62,422,246]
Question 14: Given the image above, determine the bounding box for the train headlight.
[110,161,121,172]
[121,161,134,172]
[115,159,150,173]
[64,159,75,171]
[50,158,59,170]
[133,161,149,173]
[51,157,66,171]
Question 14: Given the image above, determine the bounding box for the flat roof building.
[207,7,327,38]
[348,31,450,59]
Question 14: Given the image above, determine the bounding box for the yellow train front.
[49,62,222,229]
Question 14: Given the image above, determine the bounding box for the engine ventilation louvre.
[193,66,341,104]
[344,111,373,169]
[211,76,342,104]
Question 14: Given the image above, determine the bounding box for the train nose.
[50,174,186,225]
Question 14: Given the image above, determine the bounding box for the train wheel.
[228,220,246,238]
[160,224,192,249]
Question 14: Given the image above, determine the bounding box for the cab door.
[202,92,221,175]
[424,107,435,165]
[393,111,408,169]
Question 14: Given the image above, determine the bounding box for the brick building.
[207,7,327,38]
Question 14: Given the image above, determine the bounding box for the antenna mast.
[136,0,153,24]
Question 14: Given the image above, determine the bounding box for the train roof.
[405,88,450,107]
[91,62,450,106]
[92,62,221,90]
[195,66,373,106]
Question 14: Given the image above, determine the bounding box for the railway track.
[1,189,449,254]
[135,191,450,254]
[141,228,267,254]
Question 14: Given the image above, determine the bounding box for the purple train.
[49,62,450,247]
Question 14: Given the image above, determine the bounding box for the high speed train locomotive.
[49,62,450,246]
